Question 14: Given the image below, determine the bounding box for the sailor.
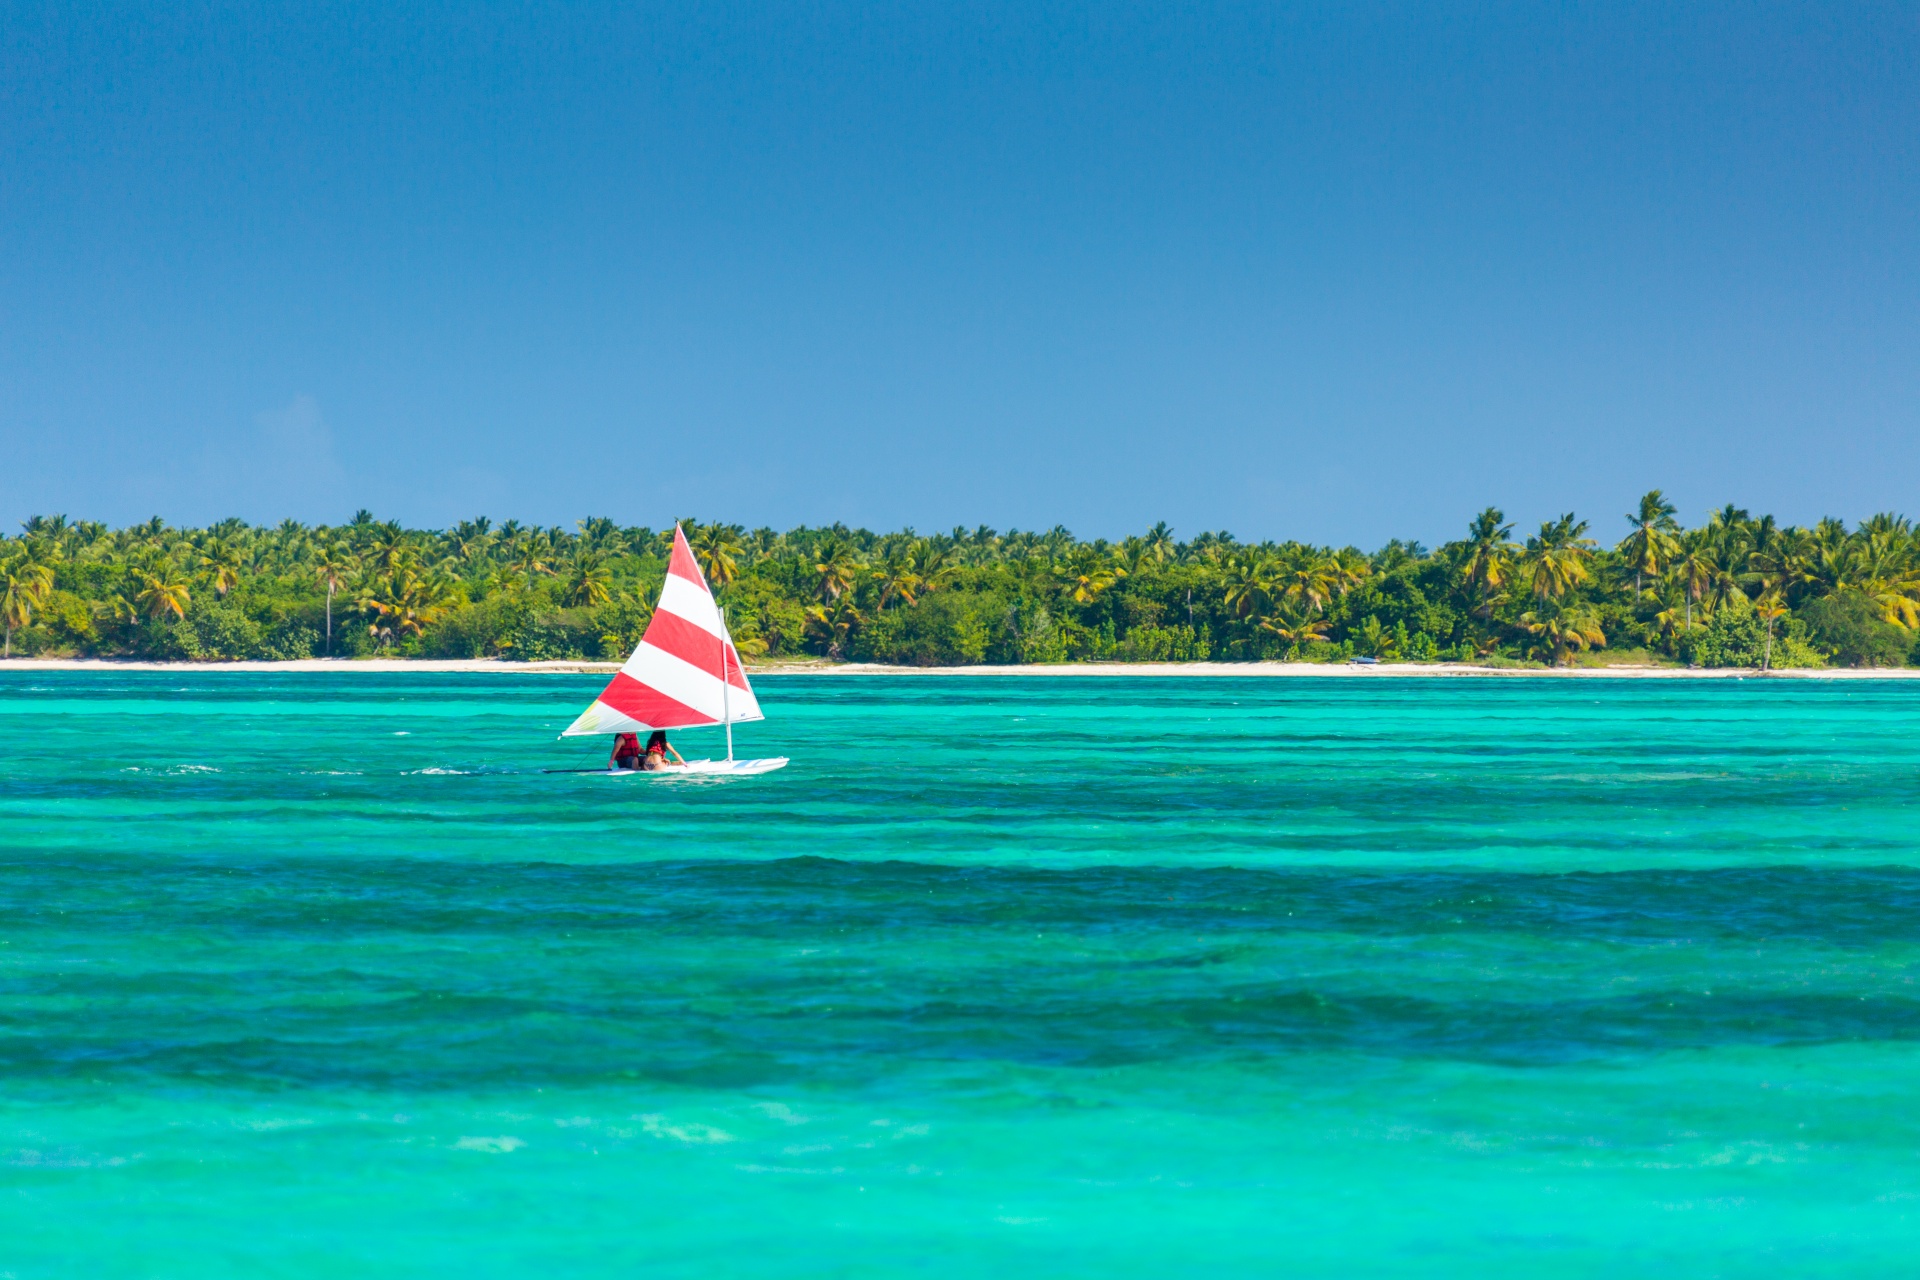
[641,730,686,771]
[610,732,642,770]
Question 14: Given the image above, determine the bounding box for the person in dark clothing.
[610,732,642,770]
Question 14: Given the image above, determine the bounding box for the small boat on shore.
[555,526,788,777]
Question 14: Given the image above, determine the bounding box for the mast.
[722,605,734,762]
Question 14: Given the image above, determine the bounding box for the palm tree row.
[2,496,1917,667]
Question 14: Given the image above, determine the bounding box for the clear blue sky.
[3,1,1915,546]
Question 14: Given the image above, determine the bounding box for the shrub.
[255,622,318,660]
[126,618,195,661]
[161,598,320,660]
[427,596,530,659]
[500,608,603,661]
[1768,635,1825,668]
[1799,592,1910,667]
[853,592,1008,665]
[1682,599,1767,668]
[1113,624,1210,662]
[182,599,265,660]
[1678,597,1825,669]
[589,597,654,659]
[720,579,805,656]
[1013,604,1070,663]
[9,589,95,656]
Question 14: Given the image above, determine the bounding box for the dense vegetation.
[2,495,1918,668]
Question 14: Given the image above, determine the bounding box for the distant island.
[1,495,1914,669]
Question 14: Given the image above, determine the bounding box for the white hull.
[605,756,789,777]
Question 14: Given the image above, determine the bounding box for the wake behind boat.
[554,525,788,778]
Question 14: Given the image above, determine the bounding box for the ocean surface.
[3,671,1920,1276]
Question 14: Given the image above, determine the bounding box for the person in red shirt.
[610,732,642,770]
[641,730,686,771]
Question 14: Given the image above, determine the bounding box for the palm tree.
[1857,527,1920,627]
[101,590,142,632]
[1268,550,1336,614]
[198,538,242,597]
[69,521,108,557]
[1754,597,1789,671]
[509,535,556,585]
[576,516,622,555]
[134,561,191,624]
[1704,556,1749,614]
[1617,491,1681,596]
[1256,602,1331,656]
[447,519,494,563]
[804,597,863,660]
[1219,553,1275,621]
[1652,598,1698,649]
[912,541,959,595]
[562,551,613,608]
[362,570,452,648]
[1142,522,1176,565]
[1519,601,1605,667]
[1746,526,1812,604]
[311,542,356,656]
[957,524,1000,564]
[691,524,744,588]
[365,524,414,576]
[1458,508,1517,616]
[741,526,782,565]
[1329,548,1372,596]
[812,537,862,603]
[1370,539,1424,575]
[1519,514,1594,600]
[1707,504,1752,540]
[0,547,57,658]
[1116,537,1153,576]
[1061,547,1126,605]
[1669,534,1719,628]
[1706,504,1757,570]
[872,547,925,610]
[21,517,78,561]
[1802,539,1865,602]
[1353,616,1399,660]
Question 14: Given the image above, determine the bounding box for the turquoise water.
[4,672,1920,1275]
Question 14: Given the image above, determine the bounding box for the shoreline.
[0,657,1915,679]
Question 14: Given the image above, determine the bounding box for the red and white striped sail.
[561,526,763,736]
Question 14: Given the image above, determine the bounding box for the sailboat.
[557,526,789,776]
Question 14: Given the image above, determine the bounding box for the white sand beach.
[0,658,623,674]
[2,657,1917,679]
[787,661,1920,679]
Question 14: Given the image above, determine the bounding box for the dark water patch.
[8,853,1920,945]
[7,968,1920,1089]
[4,856,1919,1090]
